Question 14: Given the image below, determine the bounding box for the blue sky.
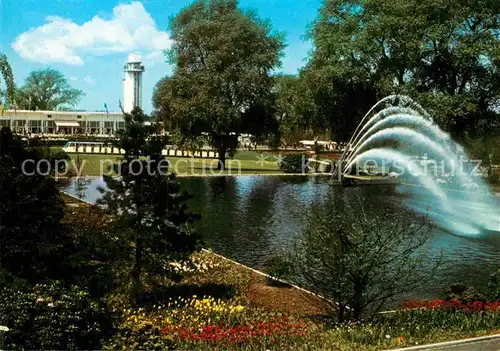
[0,0,321,113]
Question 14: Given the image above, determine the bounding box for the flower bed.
[402,299,500,313]
[106,296,317,350]
[102,250,500,350]
[161,317,311,347]
[104,251,320,350]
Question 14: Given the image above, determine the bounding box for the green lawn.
[61,149,282,176]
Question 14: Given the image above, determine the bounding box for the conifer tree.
[98,107,200,304]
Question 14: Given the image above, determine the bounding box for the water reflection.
[60,176,500,298]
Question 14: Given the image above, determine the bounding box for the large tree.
[152,77,173,128]
[162,0,285,169]
[98,107,201,305]
[15,68,84,110]
[273,75,311,147]
[0,54,14,108]
[304,0,499,141]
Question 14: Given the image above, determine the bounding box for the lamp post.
[0,325,9,349]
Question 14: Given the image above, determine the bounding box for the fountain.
[332,95,500,236]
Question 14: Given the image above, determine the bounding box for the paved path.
[391,337,500,351]
[429,339,500,351]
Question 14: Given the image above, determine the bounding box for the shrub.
[264,255,294,286]
[44,139,69,147]
[278,154,308,173]
[288,191,435,322]
[49,150,70,174]
[444,283,485,303]
[0,268,29,291]
[60,206,133,300]
[488,168,500,184]
[488,269,500,301]
[0,281,112,350]
[0,128,69,283]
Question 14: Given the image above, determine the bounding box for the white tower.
[123,53,145,113]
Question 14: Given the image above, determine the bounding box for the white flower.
[0,326,9,332]
[385,334,391,339]
[47,303,54,308]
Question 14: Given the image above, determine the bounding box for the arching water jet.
[333,95,499,237]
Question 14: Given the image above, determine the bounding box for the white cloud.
[12,2,172,65]
[144,51,167,66]
[69,76,78,81]
[83,76,95,84]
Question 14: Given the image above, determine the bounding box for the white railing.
[62,145,219,158]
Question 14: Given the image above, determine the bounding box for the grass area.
[56,148,282,176]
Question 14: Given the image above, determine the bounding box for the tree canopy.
[98,107,201,304]
[0,54,14,107]
[15,68,84,111]
[295,0,499,142]
[158,0,285,168]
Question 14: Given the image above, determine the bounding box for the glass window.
[29,120,42,133]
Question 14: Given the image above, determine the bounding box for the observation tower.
[123,53,145,113]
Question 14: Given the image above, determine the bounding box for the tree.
[163,0,285,169]
[273,75,308,147]
[274,71,339,146]
[0,54,14,108]
[15,68,84,110]
[152,77,173,129]
[288,190,437,322]
[0,127,69,283]
[306,0,499,141]
[98,107,201,304]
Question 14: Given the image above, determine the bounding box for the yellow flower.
[234,305,245,312]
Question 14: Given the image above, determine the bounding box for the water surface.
[60,175,500,299]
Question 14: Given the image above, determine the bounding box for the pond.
[60,175,500,300]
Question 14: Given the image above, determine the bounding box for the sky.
[0,0,322,113]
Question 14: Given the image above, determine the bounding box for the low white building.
[0,109,125,136]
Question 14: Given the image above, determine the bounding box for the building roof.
[3,109,123,116]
